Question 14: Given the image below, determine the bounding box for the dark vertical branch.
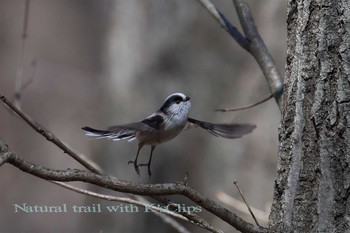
[14,0,31,108]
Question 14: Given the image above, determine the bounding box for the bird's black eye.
[160,94,187,112]
[173,96,183,104]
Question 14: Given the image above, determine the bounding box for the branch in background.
[49,171,223,232]
[216,191,269,224]
[134,196,191,233]
[52,181,193,233]
[14,0,31,109]
[234,180,260,227]
[151,196,224,233]
[53,180,222,233]
[215,94,273,112]
[232,0,283,109]
[0,93,103,175]
[147,208,191,233]
[0,143,267,233]
[196,0,250,51]
[195,0,283,110]
[17,59,38,93]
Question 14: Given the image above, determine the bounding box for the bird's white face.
[160,93,191,118]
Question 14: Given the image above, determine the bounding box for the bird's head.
[160,93,191,117]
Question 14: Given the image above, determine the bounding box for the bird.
[82,93,256,176]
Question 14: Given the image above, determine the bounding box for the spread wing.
[186,117,256,139]
[82,114,164,141]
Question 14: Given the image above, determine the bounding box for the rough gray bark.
[269,0,350,232]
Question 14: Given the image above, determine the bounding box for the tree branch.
[151,196,224,233]
[0,142,267,233]
[216,191,269,224]
[232,0,283,109]
[0,92,103,174]
[52,181,224,233]
[14,0,31,109]
[215,94,273,112]
[195,0,283,110]
[196,0,250,50]
[51,182,193,233]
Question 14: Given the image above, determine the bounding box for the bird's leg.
[139,145,156,177]
[128,143,143,175]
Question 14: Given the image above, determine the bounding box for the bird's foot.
[128,160,140,176]
[139,163,152,177]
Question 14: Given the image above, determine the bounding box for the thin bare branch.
[152,196,224,233]
[195,0,283,110]
[51,181,193,233]
[232,0,283,109]
[18,59,37,93]
[195,0,250,50]
[234,180,260,226]
[134,196,191,233]
[14,0,31,109]
[215,94,273,112]
[216,191,268,224]
[0,93,103,175]
[149,209,191,233]
[0,144,267,233]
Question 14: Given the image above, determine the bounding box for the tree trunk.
[269,0,350,232]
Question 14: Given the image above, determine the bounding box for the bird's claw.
[128,161,151,177]
[128,160,140,176]
[139,163,152,177]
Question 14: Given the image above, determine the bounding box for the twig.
[134,196,191,233]
[51,181,194,233]
[152,196,224,233]
[149,209,191,233]
[215,94,273,112]
[196,0,250,50]
[234,180,260,226]
[18,59,37,93]
[0,144,267,233]
[51,181,183,217]
[0,93,103,175]
[14,0,31,109]
[232,0,283,109]
[0,151,11,167]
[216,191,268,224]
[195,0,283,110]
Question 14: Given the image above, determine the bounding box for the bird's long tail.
[82,126,136,141]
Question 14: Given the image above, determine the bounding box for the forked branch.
[0,142,267,233]
[195,0,283,110]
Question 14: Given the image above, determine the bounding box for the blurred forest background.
[0,0,286,232]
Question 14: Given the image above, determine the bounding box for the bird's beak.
[185,96,190,101]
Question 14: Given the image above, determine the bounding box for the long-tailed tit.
[82,93,255,176]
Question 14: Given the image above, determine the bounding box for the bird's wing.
[140,114,164,130]
[186,117,256,139]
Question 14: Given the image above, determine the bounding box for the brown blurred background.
[0,0,286,232]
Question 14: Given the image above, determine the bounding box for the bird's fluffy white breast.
[164,100,191,129]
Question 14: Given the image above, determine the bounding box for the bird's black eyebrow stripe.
[159,95,183,112]
[141,115,164,129]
